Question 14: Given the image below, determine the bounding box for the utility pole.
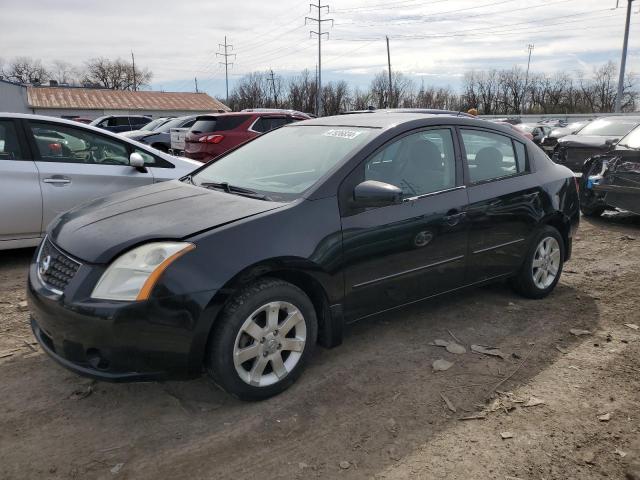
[268,69,278,107]
[615,0,635,112]
[522,44,534,114]
[217,36,235,106]
[131,51,137,92]
[194,77,199,93]
[306,3,333,116]
[386,36,392,108]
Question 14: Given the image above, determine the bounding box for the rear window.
[191,115,251,134]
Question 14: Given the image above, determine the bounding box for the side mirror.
[353,180,403,208]
[129,152,145,168]
[604,138,619,148]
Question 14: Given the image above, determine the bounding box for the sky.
[0,0,638,101]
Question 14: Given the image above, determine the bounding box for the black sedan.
[539,120,590,155]
[580,124,640,217]
[28,113,580,400]
[124,115,198,153]
[554,116,640,172]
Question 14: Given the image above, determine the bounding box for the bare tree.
[288,70,317,114]
[83,57,152,90]
[50,60,79,85]
[6,56,49,84]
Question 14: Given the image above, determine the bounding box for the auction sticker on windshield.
[323,129,365,140]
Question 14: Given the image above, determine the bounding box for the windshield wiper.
[199,181,270,200]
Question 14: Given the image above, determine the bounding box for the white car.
[0,113,201,250]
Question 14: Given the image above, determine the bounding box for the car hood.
[49,180,285,263]
[120,130,148,138]
[557,135,618,149]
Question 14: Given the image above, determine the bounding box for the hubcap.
[531,236,561,290]
[233,301,306,387]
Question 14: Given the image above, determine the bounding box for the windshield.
[156,117,192,133]
[579,118,639,137]
[619,125,640,149]
[140,118,168,131]
[191,125,374,200]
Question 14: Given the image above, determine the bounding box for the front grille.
[37,237,81,293]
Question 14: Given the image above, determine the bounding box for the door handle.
[43,177,71,185]
[443,210,466,226]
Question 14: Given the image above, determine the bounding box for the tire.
[206,278,317,401]
[580,203,605,218]
[511,226,565,299]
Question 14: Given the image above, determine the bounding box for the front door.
[25,120,153,230]
[0,119,42,242]
[341,127,469,320]
[459,127,542,283]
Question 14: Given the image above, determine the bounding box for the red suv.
[184,110,311,162]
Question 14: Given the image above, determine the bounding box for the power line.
[217,36,236,105]
[306,2,333,116]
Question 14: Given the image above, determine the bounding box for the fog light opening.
[85,348,110,370]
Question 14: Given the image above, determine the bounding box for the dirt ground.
[1,213,639,480]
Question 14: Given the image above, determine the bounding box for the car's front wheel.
[206,278,317,401]
[511,226,565,299]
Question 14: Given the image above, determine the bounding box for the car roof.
[292,112,518,136]
[341,108,476,118]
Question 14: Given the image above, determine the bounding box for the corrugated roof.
[27,87,229,112]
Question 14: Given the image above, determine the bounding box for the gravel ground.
[0,213,639,480]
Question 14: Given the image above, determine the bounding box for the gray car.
[0,113,200,250]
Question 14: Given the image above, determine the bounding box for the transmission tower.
[217,36,235,106]
[306,3,333,116]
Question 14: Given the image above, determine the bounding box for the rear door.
[341,127,469,319]
[460,127,542,283]
[0,119,43,242]
[25,120,154,230]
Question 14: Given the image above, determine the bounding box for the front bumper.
[28,255,219,382]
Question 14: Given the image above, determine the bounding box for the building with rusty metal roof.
[0,81,229,119]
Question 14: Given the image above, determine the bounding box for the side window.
[106,117,119,127]
[264,117,287,132]
[30,122,129,165]
[131,117,150,126]
[181,119,196,128]
[461,129,525,183]
[133,148,173,168]
[364,129,456,197]
[251,118,268,133]
[115,117,131,127]
[0,121,24,160]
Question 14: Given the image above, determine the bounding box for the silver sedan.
[0,113,201,250]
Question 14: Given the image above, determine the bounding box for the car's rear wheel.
[206,278,317,401]
[511,226,565,299]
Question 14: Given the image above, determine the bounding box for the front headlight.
[91,242,195,301]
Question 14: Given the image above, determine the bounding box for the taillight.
[198,134,224,144]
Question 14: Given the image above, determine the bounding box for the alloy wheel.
[233,301,307,387]
[531,236,561,290]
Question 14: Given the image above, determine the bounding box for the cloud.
[0,0,637,97]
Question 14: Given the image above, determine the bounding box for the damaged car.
[28,113,579,400]
[579,124,640,217]
[554,116,640,172]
